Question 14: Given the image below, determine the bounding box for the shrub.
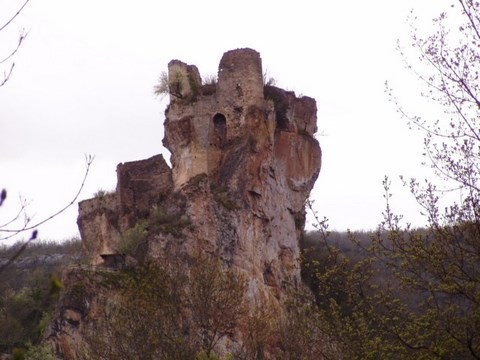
[154,70,198,102]
[93,189,114,198]
[189,256,247,354]
[148,206,190,237]
[210,184,238,210]
[116,221,148,257]
[195,350,233,360]
[154,71,174,98]
[24,342,55,360]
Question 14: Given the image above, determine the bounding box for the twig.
[0,155,94,240]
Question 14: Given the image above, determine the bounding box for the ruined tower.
[52,48,322,358]
[160,47,321,288]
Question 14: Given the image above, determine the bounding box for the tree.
[188,256,247,356]
[86,254,247,359]
[0,240,77,356]
[0,2,93,270]
[304,2,480,358]
[0,155,93,273]
[86,261,195,360]
[384,2,480,356]
[389,0,480,216]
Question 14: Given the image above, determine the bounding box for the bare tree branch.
[0,63,14,87]
[0,229,37,273]
[0,29,28,64]
[0,155,95,241]
[0,0,30,87]
[0,0,30,32]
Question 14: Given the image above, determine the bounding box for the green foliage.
[154,69,217,100]
[201,74,217,96]
[364,2,480,357]
[154,70,200,102]
[93,188,114,198]
[203,74,217,86]
[87,259,194,360]
[263,85,289,130]
[210,183,238,210]
[63,281,88,311]
[240,295,276,360]
[148,205,190,237]
[0,239,79,354]
[0,238,81,259]
[195,350,233,360]
[196,351,219,360]
[93,188,106,197]
[189,256,247,354]
[23,342,55,360]
[35,312,52,339]
[117,206,191,258]
[12,348,25,360]
[188,72,200,101]
[153,70,176,98]
[302,208,480,359]
[86,254,247,359]
[276,288,336,360]
[49,274,64,295]
[262,70,276,86]
[116,220,148,257]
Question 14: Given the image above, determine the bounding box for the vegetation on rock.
[85,254,248,359]
[0,239,80,357]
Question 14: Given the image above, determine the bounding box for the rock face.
[49,48,321,358]
[77,154,173,264]
[161,48,321,293]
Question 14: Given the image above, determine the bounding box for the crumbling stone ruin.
[49,48,322,358]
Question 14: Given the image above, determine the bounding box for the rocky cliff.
[47,48,321,358]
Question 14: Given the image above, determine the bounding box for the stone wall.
[116,154,173,226]
[78,154,173,264]
[217,48,264,105]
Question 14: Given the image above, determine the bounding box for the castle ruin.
[52,48,322,358]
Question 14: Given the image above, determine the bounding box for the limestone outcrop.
[48,48,321,358]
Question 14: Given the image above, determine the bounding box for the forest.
[0,215,478,359]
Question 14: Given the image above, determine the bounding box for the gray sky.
[1,0,447,242]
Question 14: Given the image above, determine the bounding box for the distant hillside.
[0,239,81,356]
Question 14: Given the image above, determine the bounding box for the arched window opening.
[211,113,227,147]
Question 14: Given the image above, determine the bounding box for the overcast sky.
[0,0,449,242]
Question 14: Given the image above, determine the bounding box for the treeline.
[0,239,81,260]
[301,225,480,359]
[0,239,81,358]
[1,226,478,359]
